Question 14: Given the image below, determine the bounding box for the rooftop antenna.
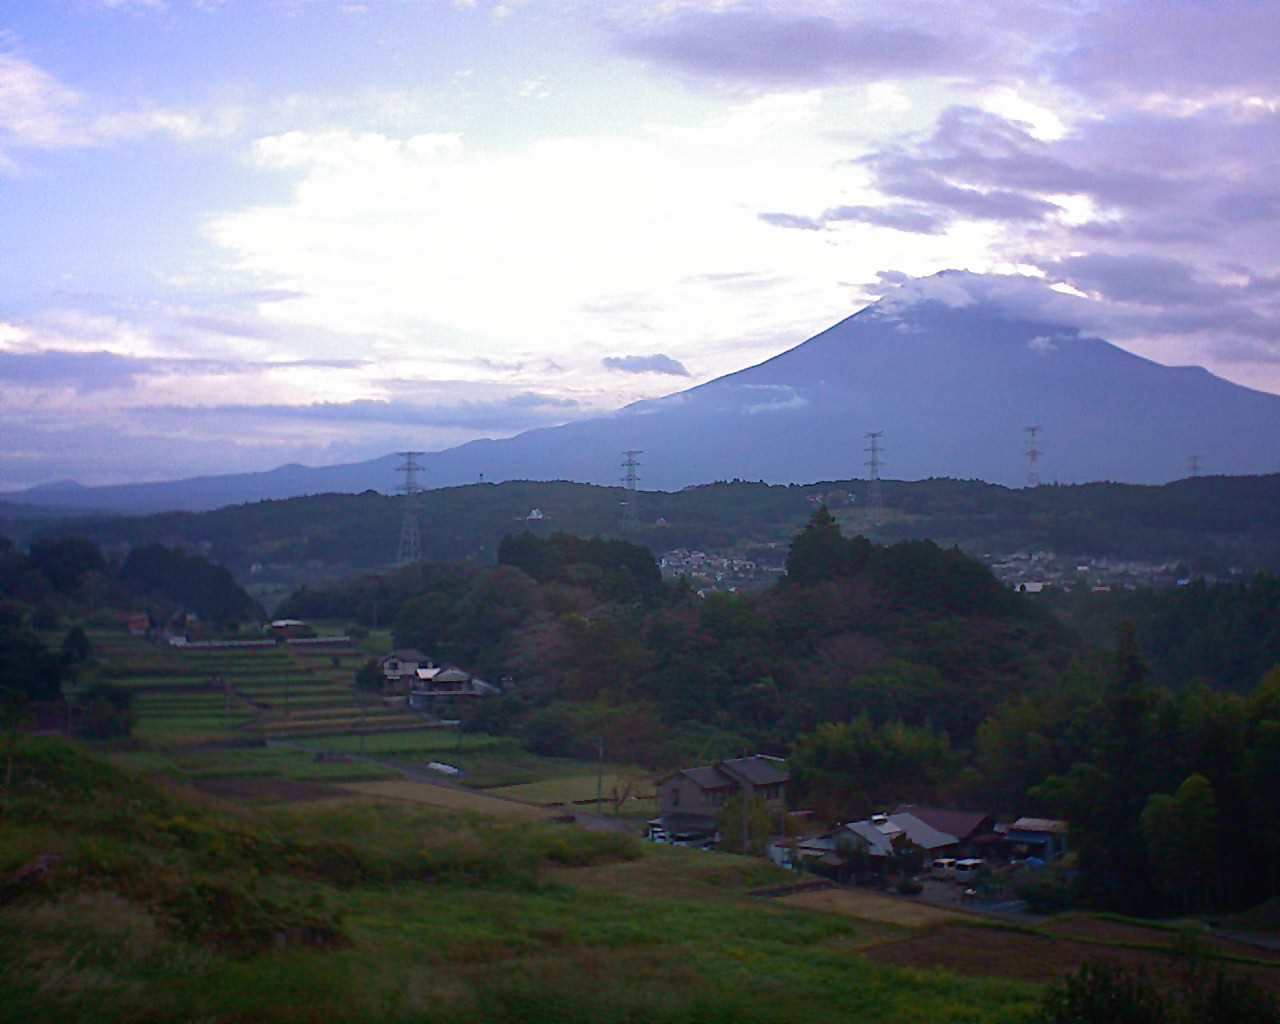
[395,451,425,566]
[1187,454,1200,479]
[865,431,885,526]
[1024,426,1042,487]
[620,450,643,529]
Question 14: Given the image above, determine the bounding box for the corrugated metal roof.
[433,667,470,683]
[718,755,790,787]
[1010,817,1068,835]
[680,765,734,790]
[382,649,429,664]
[886,812,959,850]
[665,755,790,791]
[894,805,993,841]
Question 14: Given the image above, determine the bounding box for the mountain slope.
[6,274,1280,513]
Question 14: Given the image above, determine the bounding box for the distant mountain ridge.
[6,274,1280,514]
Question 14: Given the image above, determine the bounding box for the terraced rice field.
[93,631,430,745]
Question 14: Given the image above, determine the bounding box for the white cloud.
[0,52,83,149]
[0,49,240,163]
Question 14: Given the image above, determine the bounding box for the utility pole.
[596,735,605,816]
[359,691,368,755]
[395,451,425,566]
[1188,454,1201,479]
[1025,426,1042,487]
[865,432,885,526]
[620,450,642,529]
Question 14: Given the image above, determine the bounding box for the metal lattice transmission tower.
[1024,426,1042,487]
[620,450,643,529]
[864,431,885,525]
[1188,454,1201,479]
[395,451,425,566]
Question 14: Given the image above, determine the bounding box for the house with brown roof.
[893,805,997,856]
[379,649,430,689]
[654,755,789,841]
[408,665,500,710]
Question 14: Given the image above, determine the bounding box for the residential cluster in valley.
[649,754,1067,911]
[657,548,784,592]
[983,550,1238,592]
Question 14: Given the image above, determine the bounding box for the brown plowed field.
[1041,915,1280,962]
[191,776,345,802]
[863,923,1280,993]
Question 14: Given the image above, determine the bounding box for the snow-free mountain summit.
[10,273,1280,513]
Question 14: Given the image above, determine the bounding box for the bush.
[1041,959,1280,1024]
[61,625,91,664]
[76,684,136,739]
[1014,867,1077,914]
[896,876,923,895]
[353,658,383,692]
[32,604,61,630]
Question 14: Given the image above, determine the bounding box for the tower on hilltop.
[620,450,642,529]
[395,451,425,566]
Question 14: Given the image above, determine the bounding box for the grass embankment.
[0,739,1042,1024]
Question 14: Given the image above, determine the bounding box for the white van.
[931,858,957,879]
[954,858,985,882]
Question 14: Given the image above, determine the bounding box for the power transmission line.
[865,431,884,526]
[620,449,642,529]
[1024,426,1042,487]
[395,451,425,566]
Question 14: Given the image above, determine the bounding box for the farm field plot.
[134,712,255,744]
[776,887,963,928]
[1039,914,1280,962]
[314,730,498,757]
[339,779,558,819]
[487,773,658,815]
[320,737,639,790]
[111,742,399,784]
[863,922,1280,993]
[551,845,800,904]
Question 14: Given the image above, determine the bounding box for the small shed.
[1005,817,1068,861]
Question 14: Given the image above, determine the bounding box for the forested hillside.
[8,475,1280,591]
[281,513,1073,764]
[280,510,1280,919]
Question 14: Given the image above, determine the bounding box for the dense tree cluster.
[281,512,1069,768]
[0,604,65,702]
[0,533,261,634]
[119,544,261,626]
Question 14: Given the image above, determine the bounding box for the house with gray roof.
[408,664,500,711]
[654,755,789,840]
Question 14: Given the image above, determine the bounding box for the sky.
[2,0,1279,488]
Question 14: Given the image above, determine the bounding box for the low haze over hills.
[8,274,1280,515]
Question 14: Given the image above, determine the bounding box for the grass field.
[1,739,1048,1023]
[338,779,559,819]
[9,739,1279,1023]
[488,773,658,815]
[777,887,963,928]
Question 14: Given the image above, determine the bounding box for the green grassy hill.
[1,738,1043,1024]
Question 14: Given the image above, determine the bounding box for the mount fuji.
[8,272,1280,513]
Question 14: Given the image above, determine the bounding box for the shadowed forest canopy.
[281,512,1070,752]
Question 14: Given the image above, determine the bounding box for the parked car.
[931,857,957,879]
[954,858,986,883]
